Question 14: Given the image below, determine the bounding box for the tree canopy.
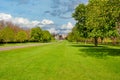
[0,21,53,43]
[42,30,52,42]
[30,27,43,42]
[16,30,27,42]
[71,0,120,46]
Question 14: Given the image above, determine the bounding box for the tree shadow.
[71,44,120,58]
[71,44,103,47]
[0,43,4,46]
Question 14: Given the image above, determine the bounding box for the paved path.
[0,43,50,51]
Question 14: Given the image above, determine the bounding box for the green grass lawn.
[0,41,120,80]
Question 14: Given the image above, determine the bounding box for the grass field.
[0,41,120,80]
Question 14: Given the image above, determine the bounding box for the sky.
[0,0,88,34]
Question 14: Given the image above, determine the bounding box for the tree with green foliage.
[30,27,42,42]
[67,26,81,42]
[41,30,52,42]
[0,30,3,43]
[86,0,107,46]
[0,21,52,43]
[72,4,88,39]
[1,26,15,43]
[87,0,120,46]
[16,30,27,42]
[107,0,120,44]
[67,32,75,42]
[72,0,120,46]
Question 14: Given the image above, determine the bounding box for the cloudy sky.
[0,0,88,34]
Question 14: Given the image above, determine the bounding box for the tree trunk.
[85,39,87,45]
[112,37,116,45]
[94,37,98,47]
[100,37,104,44]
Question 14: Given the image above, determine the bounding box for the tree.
[0,20,4,30]
[72,4,88,38]
[25,29,31,41]
[72,0,120,46]
[16,30,27,42]
[86,0,106,46]
[87,0,120,46]
[41,30,52,42]
[1,26,15,43]
[67,32,75,42]
[67,26,81,42]
[30,27,42,42]
[0,30,3,43]
[107,0,120,44]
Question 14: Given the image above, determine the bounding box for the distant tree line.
[67,0,120,46]
[0,20,54,43]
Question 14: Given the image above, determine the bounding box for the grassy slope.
[0,41,120,80]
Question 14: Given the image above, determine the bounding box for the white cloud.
[37,19,55,28]
[12,18,41,28]
[41,19,54,25]
[31,21,40,26]
[11,17,36,28]
[0,13,55,28]
[62,30,71,34]
[47,28,58,34]
[61,22,74,30]
[0,13,12,21]
[0,13,73,34]
[47,22,74,34]
[60,22,74,34]
[14,17,29,24]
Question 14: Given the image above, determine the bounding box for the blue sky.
[0,0,88,34]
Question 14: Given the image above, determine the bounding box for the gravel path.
[0,43,50,51]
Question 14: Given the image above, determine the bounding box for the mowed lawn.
[0,41,120,80]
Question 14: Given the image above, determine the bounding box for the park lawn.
[0,41,120,80]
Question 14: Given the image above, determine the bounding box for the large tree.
[72,0,120,46]
[87,0,120,46]
[72,4,88,39]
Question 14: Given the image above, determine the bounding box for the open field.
[0,41,120,80]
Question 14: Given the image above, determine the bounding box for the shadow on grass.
[71,44,120,58]
[71,44,103,47]
[0,43,4,46]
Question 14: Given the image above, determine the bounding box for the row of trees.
[30,27,53,42]
[68,0,120,46]
[0,21,53,43]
